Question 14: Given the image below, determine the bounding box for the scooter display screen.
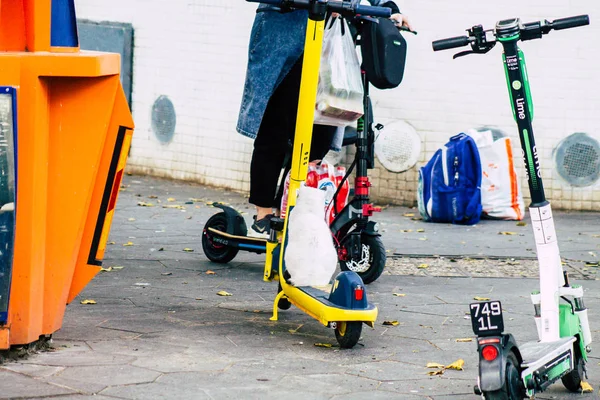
[0,89,16,324]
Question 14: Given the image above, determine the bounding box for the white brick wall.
[74,0,600,210]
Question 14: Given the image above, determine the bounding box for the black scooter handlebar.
[246,0,391,18]
[355,4,392,18]
[551,15,590,30]
[432,35,470,51]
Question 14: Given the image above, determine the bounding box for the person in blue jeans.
[237,1,411,237]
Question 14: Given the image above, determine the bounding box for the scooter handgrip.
[432,36,470,51]
[355,4,392,18]
[552,15,590,30]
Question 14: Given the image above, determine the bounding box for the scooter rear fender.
[211,203,248,236]
[478,333,522,392]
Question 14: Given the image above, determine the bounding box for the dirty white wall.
[74,0,600,210]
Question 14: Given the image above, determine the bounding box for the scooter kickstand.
[270,290,285,321]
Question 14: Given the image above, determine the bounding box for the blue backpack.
[417,133,482,225]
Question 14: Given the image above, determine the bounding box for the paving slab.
[0,370,75,399]
[3,175,600,399]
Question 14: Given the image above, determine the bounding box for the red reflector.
[479,338,501,345]
[354,286,364,301]
[482,345,499,361]
[108,169,124,212]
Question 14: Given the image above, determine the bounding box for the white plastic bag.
[314,17,364,127]
[468,129,525,220]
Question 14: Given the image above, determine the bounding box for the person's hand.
[390,13,412,31]
[331,12,340,18]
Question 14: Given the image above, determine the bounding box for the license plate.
[469,300,504,336]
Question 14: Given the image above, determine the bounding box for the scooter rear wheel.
[339,235,386,284]
[483,352,524,400]
[202,213,239,263]
[335,321,362,349]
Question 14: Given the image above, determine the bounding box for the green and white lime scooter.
[433,15,592,399]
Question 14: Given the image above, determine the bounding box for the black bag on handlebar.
[360,17,406,89]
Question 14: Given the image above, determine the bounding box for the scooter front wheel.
[483,351,525,400]
[202,213,239,263]
[339,235,386,284]
[335,321,362,349]
[561,349,584,392]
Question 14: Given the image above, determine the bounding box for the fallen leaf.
[455,338,473,343]
[161,272,173,276]
[195,298,203,301]
[217,291,232,296]
[167,197,176,202]
[411,217,422,221]
[516,221,527,226]
[108,241,116,245]
[183,248,194,252]
[80,299,97,305]
[189,198,204,202]
[112,266,124,270]
[417,228,425,233]
[446,359,465,370]
[585,261,599,267]
[135,282,150,286]
[186,216,193,220]
[100,267,113,272]
[427,369,444,376]
[403,213,415,217]
[589,252,597,258]
[123,241,134,246]
[474,296,491,301]
[289,324,304,334]
[137,201,154,207]
[158,248,164,252]
[426,362,445,369]
[499,231,517,235]
[383,320,400,326]
[206,270,216,275]
[581,381,594,392]
[393,293,406,297]
[418,264,429,269]
[163,205,186,210]
[314,343,333,348]
[418,238,428,241]
[128,218,136,222]
[592,234,600,238]
[401,229,413,233]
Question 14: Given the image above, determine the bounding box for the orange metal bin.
[0,0,134,349]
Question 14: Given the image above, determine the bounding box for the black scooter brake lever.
[453,50,475,59]
[397,26,417,35]
[453,42,496,59]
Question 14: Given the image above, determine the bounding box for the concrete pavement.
[1,174,600,399]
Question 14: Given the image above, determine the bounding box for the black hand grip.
[246,0,281,3]
[432,36,470,51]
[355,4,391,18]
[552,15,590,30]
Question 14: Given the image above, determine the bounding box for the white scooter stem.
[530,204,564,342]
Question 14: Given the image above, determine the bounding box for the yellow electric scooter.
[238,0,391,348]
